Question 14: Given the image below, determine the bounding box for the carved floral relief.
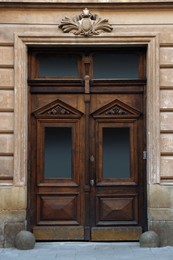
[47,105,71,115]
[59,8,113,37]
[105,106,129,115]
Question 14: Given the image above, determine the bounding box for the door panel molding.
[37,194,80,225]
[36,120,81,186]
[96,194,138,225]
[96,121,138,185]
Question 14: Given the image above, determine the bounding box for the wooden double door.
[29,91,146,241]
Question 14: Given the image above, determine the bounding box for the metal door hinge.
[143,151,147,160]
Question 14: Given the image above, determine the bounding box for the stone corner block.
[148,184,172,209]
[139,231,160,248]
[4,222,25,248]
[0,187,27,211]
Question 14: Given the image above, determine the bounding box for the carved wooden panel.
[38,194,79,225]
[96,195,138,225]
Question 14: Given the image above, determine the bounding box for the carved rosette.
[47,105,71,115]
[59,8,113,37]
[105,106,128,115]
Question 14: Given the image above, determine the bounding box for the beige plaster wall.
[0,3,173,246]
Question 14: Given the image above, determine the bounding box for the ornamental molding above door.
[33,99,83,119]
[59,8,113,37]
[91,99,141,119]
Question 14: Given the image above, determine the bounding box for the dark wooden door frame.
[27,47,147,241]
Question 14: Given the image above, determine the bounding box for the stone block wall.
[0,46,14,182]
[160,47,173,182]
[0,37,26,248]
[147,45,173,246]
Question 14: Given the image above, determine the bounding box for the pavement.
[0,242,173,260]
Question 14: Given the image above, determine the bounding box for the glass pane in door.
[103,128,130,178]
[38,54,79,77]
[93,53,139,79]
[44,127,72,178]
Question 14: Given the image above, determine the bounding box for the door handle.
[90,155,95,187]
[90,155,94,163]
[84,75,90,94]
[90,179,95,186]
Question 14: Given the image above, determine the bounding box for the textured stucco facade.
[0,0,173,247]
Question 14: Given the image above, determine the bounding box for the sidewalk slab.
[0,242,173,260]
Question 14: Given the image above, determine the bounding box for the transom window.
[28,47,146,80]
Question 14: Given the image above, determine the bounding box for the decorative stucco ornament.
[59,8,113,37]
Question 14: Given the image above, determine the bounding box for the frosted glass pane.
[38,55,78,77]
[103,128,130,178]
[94,53,139,79]
[44,127,72,179]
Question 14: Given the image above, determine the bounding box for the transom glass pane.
[93,53,139,79]
[44,127,72,179]
[38,54,79,77]
[103,128,130,178]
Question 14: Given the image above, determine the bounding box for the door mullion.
[84,94,91,240]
